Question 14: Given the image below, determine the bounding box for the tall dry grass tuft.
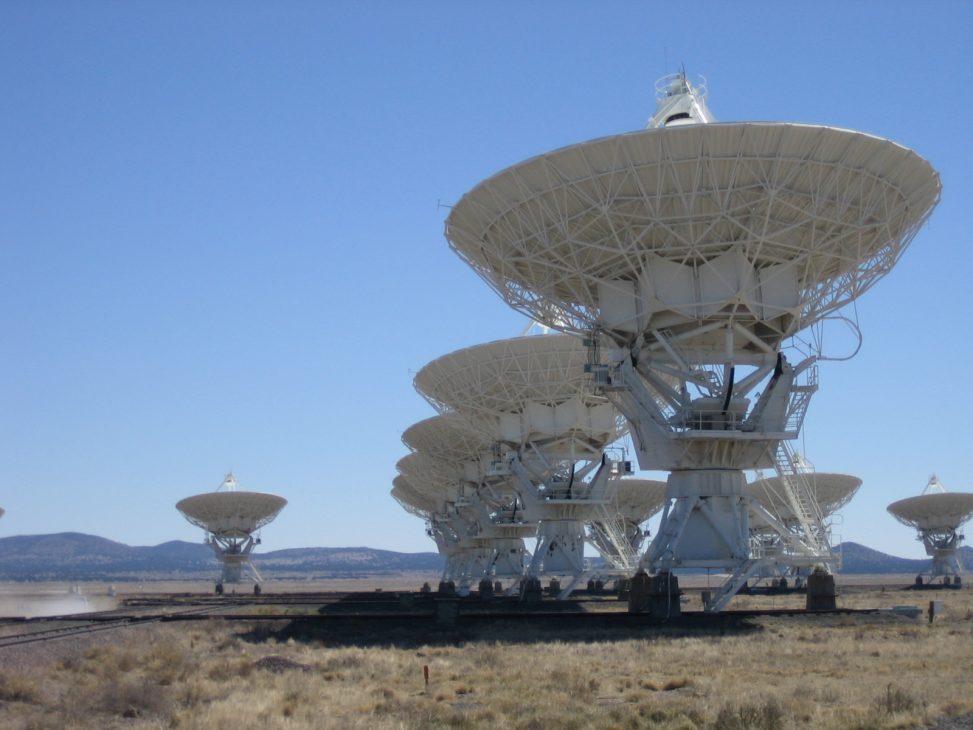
[875,683,922,715]
[95,677,171,719]
[0,669,39,703]
[714,698,785,730]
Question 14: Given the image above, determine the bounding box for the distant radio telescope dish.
[749,473,862,522]
[613,479,668,523]
[887,476,973,583]
[176,472,286,593]
[588,478,667,571]
[888,480,973,531]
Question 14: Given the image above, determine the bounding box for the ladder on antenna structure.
[785,364,818,434]
[772,441,827,554]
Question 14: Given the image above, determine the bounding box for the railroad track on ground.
[0,605,226,649]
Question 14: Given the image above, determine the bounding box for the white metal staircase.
[772,441,827,553]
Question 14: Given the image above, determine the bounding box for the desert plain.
[0,577,970,730]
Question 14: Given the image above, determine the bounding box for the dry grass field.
[0,585,971,730]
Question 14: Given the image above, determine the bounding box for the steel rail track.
[0,605,225,649]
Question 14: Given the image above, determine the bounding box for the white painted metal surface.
[749,473,862,523]
[176,491,287,535]
[587,478,666,571]
[176,473,286,586]
[391,474,440,517]
[414,335,621,460]
[407,334,648,592]
[888,481,973,531]
[402,413,493,467]
[446,129,939,347]
[888,476,973,580]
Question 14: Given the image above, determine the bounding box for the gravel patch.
[252,654,311,673]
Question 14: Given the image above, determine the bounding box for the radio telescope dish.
[414,335,621,457]
[889,493,973,530]
[414,335,638,593]
[391,475,440,517]
[416,335,596,413]
[888,476,973,584]
[588,478,667,572]
[395,452,463,499]
[176,492,287,534]
[446,125,939,349]
[613,478,667,523]
[395,453,521,591]
[441,71,940,613]
[402,414,493,468]
[749,473,862,521]
[403,413,542,588]
[888,478,973,531]
[176,472,286,592]
[747,472,861,586]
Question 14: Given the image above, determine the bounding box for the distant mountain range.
[0,533,970,581]
[0,533,443,581]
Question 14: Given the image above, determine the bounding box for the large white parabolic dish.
[887,492,973,531]
[749,473,862,520]
[445,123,940,347]
[176,492,287,535]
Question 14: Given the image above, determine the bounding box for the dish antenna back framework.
[444,71,940,612]
[391,473,468,587]
[415,335,634,597]
[748,471,862,584]
[402,414,533,588]
[888,476,973,585]
[587,478,667,573]
[176,472,287,593]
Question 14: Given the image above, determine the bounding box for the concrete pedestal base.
[437,580,456,596]
[805,571,836,611]
[628,571,681,618]
[520,577,543,603]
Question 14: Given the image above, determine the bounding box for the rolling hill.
[0,533,969,581]
[0,533,442,581]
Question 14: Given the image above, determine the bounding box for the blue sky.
[1,2,971,559]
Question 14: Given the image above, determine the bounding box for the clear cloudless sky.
[1,2,971,559]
